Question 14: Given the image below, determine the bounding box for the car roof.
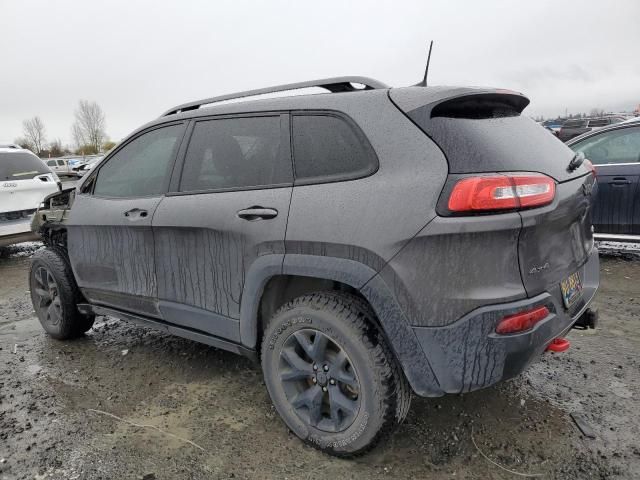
[135,83,526,134]
[566,118,640,145]
[0,147,40,156]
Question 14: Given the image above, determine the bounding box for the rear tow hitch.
[573,308,599,330]
[546,338,570,352]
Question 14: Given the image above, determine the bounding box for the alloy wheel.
[279,329,360,433]
[32,266,62,326]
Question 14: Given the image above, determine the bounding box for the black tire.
[261,292,411,457]
[29,248,94,339]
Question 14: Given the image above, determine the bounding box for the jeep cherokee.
[29,76,599,456]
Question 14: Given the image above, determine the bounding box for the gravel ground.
[0,242,639,479]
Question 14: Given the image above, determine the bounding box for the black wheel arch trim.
[240,253,443,396]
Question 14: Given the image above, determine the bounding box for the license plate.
[560,271,583,308]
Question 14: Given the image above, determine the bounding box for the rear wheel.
[261,292,410,457]
[30,248,94,339]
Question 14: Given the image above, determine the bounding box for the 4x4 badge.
[529,262,550,275]
[582,183,593,196]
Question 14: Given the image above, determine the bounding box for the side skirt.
[77,303,257,362]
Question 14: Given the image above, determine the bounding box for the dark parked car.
[568,118,640,240]
[558,116,626,142]
[29,77,599,456]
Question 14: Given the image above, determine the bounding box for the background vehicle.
[44,158,79,177]
[72,155,103,176]
[568,118,640,240]
[1,147,60,247]
[539,119,563,136]
[30,77,598,456]
[558,116,626,142]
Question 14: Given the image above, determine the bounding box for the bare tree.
[48,139,67,157]
[14,137,34,152]
[22,116,47,154]
[72,100,106,153]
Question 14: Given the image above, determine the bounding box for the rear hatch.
[1,151,59,215]
[390,87,595,305]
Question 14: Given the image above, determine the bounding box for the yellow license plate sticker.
[560,271,583,308]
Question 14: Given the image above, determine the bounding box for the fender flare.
[239,253,443,396]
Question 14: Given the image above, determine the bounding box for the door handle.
[237,207,278,221]
[124,208,149,219]
[611,177,631,185]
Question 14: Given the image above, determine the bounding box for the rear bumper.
[0,216,39,247]
[411,249,599,396]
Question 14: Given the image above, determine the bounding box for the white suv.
[1,147,60,247]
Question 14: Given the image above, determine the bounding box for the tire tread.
[263,291,411,457]
[30,248,94,339]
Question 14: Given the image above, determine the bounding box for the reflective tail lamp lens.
[448,174,555,213]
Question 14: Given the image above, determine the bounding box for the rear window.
[563,119,588,128]
[0,152,50,180]
[405,102,581,182]
[587,119,608,127]
[291,114,377,184]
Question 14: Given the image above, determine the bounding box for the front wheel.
[29,248,94,339]
[261,292,410,457]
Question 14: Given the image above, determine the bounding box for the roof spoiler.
[390,87,530,119]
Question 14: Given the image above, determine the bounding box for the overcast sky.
[1,0,639,146]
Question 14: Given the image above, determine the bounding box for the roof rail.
[161,76,389,116]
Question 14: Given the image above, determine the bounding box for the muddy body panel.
[412,250,599,394]
[518,174,596,299]
[66,194,163,317]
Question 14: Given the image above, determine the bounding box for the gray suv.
[29,77,599,456]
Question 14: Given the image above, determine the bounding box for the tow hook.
[546,338,570,352]
[573,308,599,330]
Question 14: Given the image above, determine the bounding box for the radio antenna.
[415,41,434,87]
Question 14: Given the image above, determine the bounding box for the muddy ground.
[1,243,639,480]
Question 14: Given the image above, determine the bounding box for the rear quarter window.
[291,113,377,185]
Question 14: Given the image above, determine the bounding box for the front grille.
[0,209,36,223]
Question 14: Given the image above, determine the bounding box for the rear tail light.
[495,305,550,334]
[448,174,555,213]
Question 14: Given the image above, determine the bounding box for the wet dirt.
[0,243,639,479]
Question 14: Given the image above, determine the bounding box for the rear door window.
[46,160,56,167]
[291,114,377,184]
[179,116,291,192]
[0,152,50,180]
[92,124,184,198]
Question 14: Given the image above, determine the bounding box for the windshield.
[569,126,640,164]
[0,152,51,180]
